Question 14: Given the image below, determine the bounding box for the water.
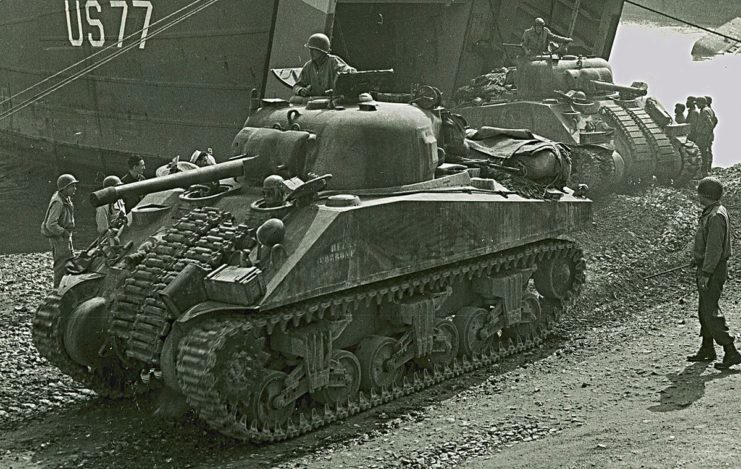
[1,19,740,254]
[611,21,741,168]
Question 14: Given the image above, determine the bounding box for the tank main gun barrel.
[90,157,260,207]
[588,80,647,98]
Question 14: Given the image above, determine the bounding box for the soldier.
[674,103,686,124]
[685,96,700,143]
[262,175,286,208]
[687,177,741,370]
[120,155,146,212]
[41,174,78,288]
[293,33,356,98]
[521,17,572,57]
[694,96,717,176]
[95,176,126,235]
[190,149,216,167]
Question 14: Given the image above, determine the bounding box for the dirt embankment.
[2,169,741,468]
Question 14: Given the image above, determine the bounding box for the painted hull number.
[64,0,153,49]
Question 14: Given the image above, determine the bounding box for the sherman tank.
[32,74,591,442]
[456,55,702,194]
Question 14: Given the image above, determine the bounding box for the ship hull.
[0,0,624,174]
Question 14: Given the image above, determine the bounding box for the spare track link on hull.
[110,207,250,367]
[600,102,652,182]
[618,105,679,183]
[32,293,147,398]
[176,240,585,443]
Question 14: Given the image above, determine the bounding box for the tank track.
[618,105,678,184]
[32,293,148,398]
[176,240,584,442]
[670,138,702,186]
[110,207,250,367]
[599,102,652,183]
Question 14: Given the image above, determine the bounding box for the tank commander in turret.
[293,33,356,98]
[521,17,572,57]
[95,176,126,235]
[41,174,78,288]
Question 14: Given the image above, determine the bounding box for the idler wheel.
[454,307,491,356]
[534,255,575,299]
[356,335,402,391]
[63,297,110,368]
[313,350,361,405]
[415,319,459,368]
[251,370,294,426]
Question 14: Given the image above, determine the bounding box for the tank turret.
[458,55,701,193]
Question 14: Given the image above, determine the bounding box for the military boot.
[687,337,717,362]
[714,342,741,370]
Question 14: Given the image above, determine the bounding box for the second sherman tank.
[455,55,701,193]
[32,73,590,442]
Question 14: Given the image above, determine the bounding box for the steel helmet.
[257,218,285,247]
[698,176,723,200]
[535,17,546,26]
[263,175,284,190]
[305,33,330,54]
[103,175,123,188]
[56,173,79,190]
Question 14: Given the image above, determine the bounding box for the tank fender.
[58,272,105,294]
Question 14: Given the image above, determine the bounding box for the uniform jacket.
[95,199,126,234]
[686,107,701,141]
[41,191,75,238]
[120,171,145,212]
[522,26,570,55]
[292,54,356,96]
[695,107,718,145]
[694,201,731,275]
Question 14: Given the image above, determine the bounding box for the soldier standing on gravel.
[674,103,686,124]
[120,155,146,213]
[687,177,741,370]
[694,97,718,176]
[685,96,700,142]
[95,176,126,235]
[41,174,78,288]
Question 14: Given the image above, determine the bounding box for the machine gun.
[66,213,132,273]
[586,79,648,100]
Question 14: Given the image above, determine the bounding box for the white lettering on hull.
[64,0,154,49]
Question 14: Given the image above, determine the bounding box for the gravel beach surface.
[2,167,741,468]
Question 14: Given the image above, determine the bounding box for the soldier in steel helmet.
[685,96,700,143]
[687,176,741,370]
[41,174,78,287]
[694,96,718,176]
[293,33,356,98]
[521,17,573,57]
[95,175,126,235]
